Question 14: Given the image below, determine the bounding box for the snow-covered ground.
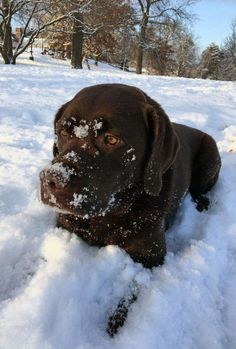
[0,52,236,349]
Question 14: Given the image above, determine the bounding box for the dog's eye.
[104,134,120,146]
[60,129,70,138]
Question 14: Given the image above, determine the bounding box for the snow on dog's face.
[40,84,149,218]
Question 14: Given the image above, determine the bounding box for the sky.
[192,0,236,49]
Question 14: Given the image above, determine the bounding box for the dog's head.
[40,84,179,218]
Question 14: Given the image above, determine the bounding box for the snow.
[93,120,103,131]
[74,119,103,139]
[44,162,76,185]
[74,123,90,139]
[70,193,88,208]
[63,151,79,162]
[1,52,236,349]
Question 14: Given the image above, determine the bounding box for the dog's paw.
[192,194,210,212]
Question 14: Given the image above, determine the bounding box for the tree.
[0,0,95,65]
[199,43,223,80]
[221,18,236,80]
[82,0,133,68]
[172,23,198,77]
[133,0,197,74]
[0,0,12,63]
[0,0,70,64]
[43,0,133,69]
[144,24,176,75]
[84,2,135,67]
[58,0,95,69]
[135,18,197,77]
[71,11,84,69]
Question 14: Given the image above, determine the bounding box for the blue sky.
[192,0,236,49]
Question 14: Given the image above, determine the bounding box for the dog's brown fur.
[40,83,221,268]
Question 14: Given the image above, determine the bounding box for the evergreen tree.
[199,43,223,80]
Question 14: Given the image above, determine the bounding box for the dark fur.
[40,83,221,268]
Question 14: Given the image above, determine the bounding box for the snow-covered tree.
[221,18,236,80]
[0,0,70,64]
[41,0,133,69]
[172,26,197,77]
[199,43,223,80]
[142,20,197,77]
[133,0,198,74]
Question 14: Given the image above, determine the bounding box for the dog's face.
[40,84,150,217]
[40,84,179,218]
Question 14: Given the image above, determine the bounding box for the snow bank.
[0,53,236,349]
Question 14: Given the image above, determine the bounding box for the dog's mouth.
[41,193,118,219]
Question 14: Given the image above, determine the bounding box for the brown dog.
[40,83,221,269]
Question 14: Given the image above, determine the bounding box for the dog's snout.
[40,162,77,191]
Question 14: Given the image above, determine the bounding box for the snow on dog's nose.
[40,162,76,190]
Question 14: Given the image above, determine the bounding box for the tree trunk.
[11,54,17,65]
[136,42,144,74]
[2,25,13,64]
[71,13,84,69]
[136,12,149,74]
[1,0,13,64]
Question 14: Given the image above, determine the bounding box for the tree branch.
[13,13,69,59]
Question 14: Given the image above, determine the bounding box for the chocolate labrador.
[40,83,221,269]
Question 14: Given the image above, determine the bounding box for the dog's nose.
[40,162,76,191]
[44,170,66,190]
[40,169,66,191]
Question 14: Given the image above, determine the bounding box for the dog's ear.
[144,98,180,197]
[53,102,69,157]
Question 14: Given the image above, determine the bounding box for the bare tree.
[44,0,132,69]
[143,23,176,75]
[221,18,236,80]
[0,0,94,65]
[172,23,197,77]
[77,0,132,68]
[133,0,197,74]
[0,0,69,64]
[0,0,17,63]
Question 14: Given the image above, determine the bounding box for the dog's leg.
[190,134,221,211]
